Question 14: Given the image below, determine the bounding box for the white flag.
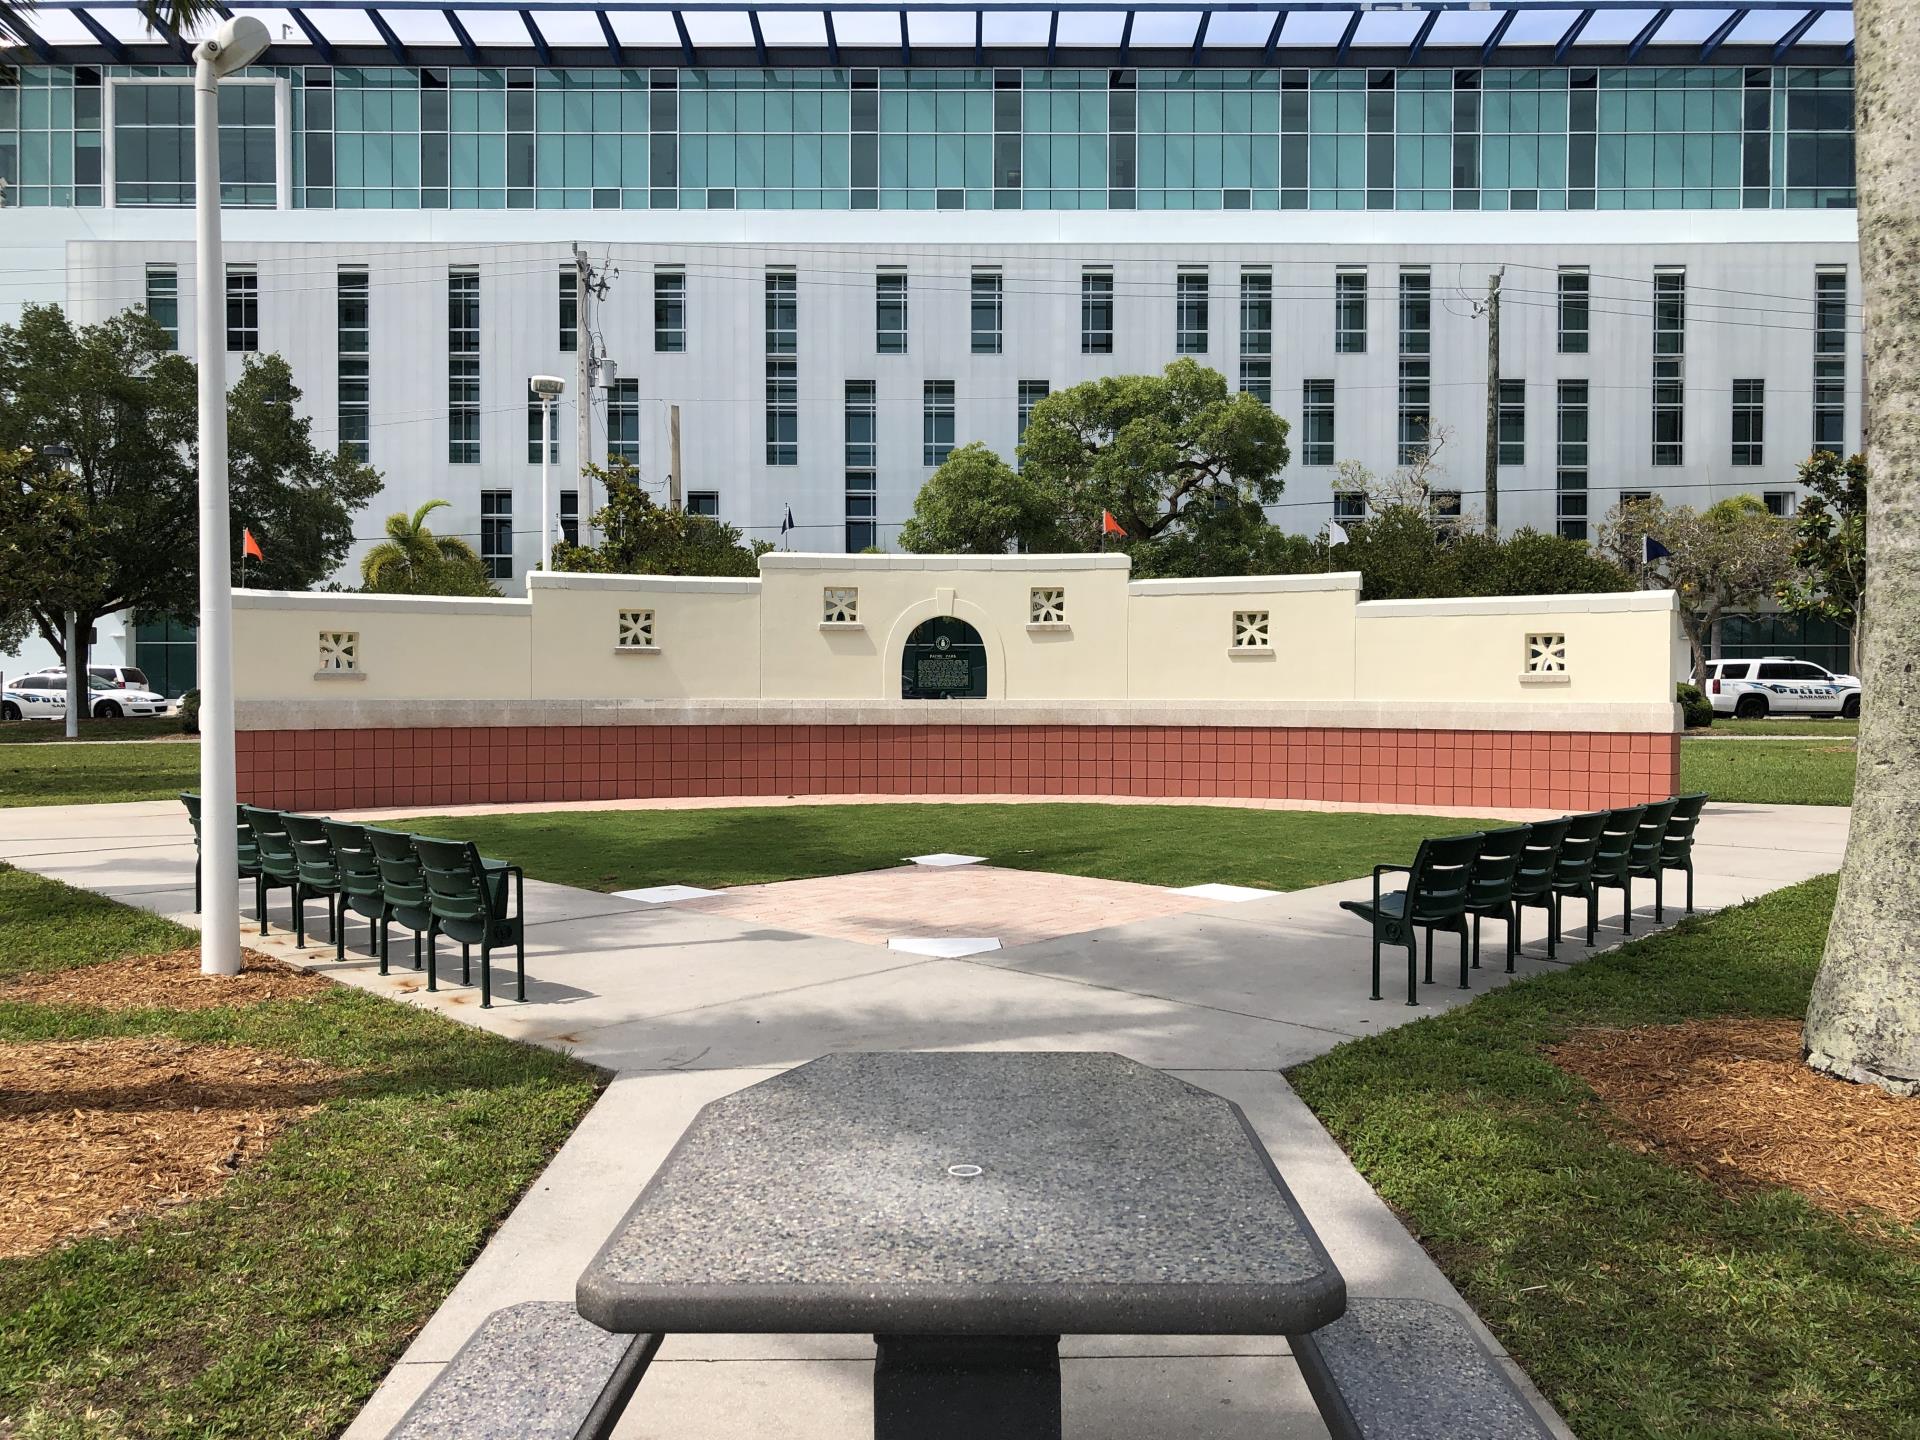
[1327,519,1350,546]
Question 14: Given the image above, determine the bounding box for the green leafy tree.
[1017,359,1290,547]
[361,499,498,597]
[554,463,771,577]
[0,303,198,668]
[899,442,1059,554]
[1780,450,1868,674]
[1125,498,1321,579]
[227,353,383,591]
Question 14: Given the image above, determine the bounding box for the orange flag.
[242,528,264,560]
[1101,510,1127,538]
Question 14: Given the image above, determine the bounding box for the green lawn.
[1291,874,1919,1440]
[0,739,199,808]
[1699,717,1857,738]
[402,803,1507,893]
[0,715,186,744]
[1680,738,1856,807]
[0,864,600,1439]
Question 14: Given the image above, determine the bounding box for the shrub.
[1676,682,1713,729]
[180,688,200,735]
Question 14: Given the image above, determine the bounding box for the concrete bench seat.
[1293,1297,1555,1440]
[389,1302,662,1440]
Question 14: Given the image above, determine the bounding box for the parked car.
[0,673,173,720]
[23,664,151,691]
[1699,656,1861,720]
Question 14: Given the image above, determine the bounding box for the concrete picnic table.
[576,1050,1348,1440]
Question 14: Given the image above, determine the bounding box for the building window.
[317,631,359,673]
[448,267,479,464]
[225,266,259,352]
[145,265,179,349]
[1081,270,1114,355]
[1238,269,1272,404]
[765,269,797,355]
[114,80,274,209]
[971,270,1003,355]
[1557,269,1589,355]
[1525,633,1568,675]
[558,268,578,354]
[1238,362,1272,405]
[923,381,955,467]
[608,378,639,466]
[876,269,909,355]
[1302,380,1334,466]
[822,587,859,624]
[1030,587,1066,625]
[1621,489,1653,506]
[766,361,798,466]
[525,391,558,465]
[1732,379,1765,467]
[1652,268,1685,467]
[1557,379,1589,541]
[1333,490,1367,522]
[1017,380,1049,457]
[1764,490,1798,518]
[337,269,369,464]
[1397,270,1431,466]
[480,490,512,579]
[1814,268,1847,456]
[654,269,686,353]
[1497,379,1525,466]
[687,491,719,518]
[1231,611,1271,650]
[617,608,656,650]
[1432,490,1463,527]
[845,380,877,552]
[1175,270,1208,354]
[559,489,579,546]
[1334,269,1367,354]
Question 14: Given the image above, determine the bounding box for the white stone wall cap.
[529,572,761,594]
[1357,589,1678,618]
[759,552,1130,574]
[231,590,530,617]
[1129,572,1363,597]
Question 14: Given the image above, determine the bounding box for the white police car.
[1700,656,1861,720]
[1,673,173,721]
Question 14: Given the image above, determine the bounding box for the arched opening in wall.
[900,617,988,700]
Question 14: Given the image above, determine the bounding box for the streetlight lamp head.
[529,374,567,399]
[196,15,271,75]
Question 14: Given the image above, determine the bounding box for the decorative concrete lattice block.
[1525,632,1568,674]
[1030,587,1067,624]
[1232,611,1271,649]
[617,609,656,650]
[317,631,359,672]
[823,587,859,624]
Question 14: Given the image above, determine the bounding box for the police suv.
[1699,656,1861,720]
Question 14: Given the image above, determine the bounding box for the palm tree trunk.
[1802,0,1920,1095]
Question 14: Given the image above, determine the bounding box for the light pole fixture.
[530,375,567,571]
[194,14,269,979]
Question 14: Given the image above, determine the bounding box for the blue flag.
[1643,534,1672,564]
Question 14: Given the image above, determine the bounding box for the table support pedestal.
[873,1334,1062,1440]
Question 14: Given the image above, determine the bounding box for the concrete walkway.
[0,798,1848,1440]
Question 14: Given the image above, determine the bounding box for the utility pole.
[1483,267,1503,536]
[572,246,618,536]
[668,404,682,510]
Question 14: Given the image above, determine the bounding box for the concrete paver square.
[906,852,985,867]
[1173,883,1280,903]
[886,935,1001,957]
[613,884,726,904]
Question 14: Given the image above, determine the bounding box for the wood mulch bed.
[0,1036,345,1258]
[1550,1017,1920,1225]
[1,947,330,1011]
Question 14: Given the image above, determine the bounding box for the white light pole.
[530,375,567,570]
[194,15,269,979]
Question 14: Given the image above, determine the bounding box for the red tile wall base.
[236,725,1682,814]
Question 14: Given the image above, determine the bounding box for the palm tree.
[360,500,496,597]
[1801,0,1920,1097]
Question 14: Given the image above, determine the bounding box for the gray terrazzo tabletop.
[577,1051,1345,1335]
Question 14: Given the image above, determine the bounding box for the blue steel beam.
[823,9,838,62]
[1770,6,1820,60]
[1189,7,1209,61]
[593,8,620,63]
[1478,5,1517,61]
[1406,6,1437,62]
[748,8,767,63]
[73,7,131,60]
[146,12,196,62]
[369,8,412,62]
[973,9,983,62]
[1047,8,1058,64]
[1626,7,1672,61]
[1262,8,1286,62]
[289,7,336,61]
[1699,6,1747,59]
[1118,8,1133,62]
[448,7,482,60]
[1331,6,1359,63]
[519,8,551,62]
[672,7,694,62]
[0,0,55,59]
[1553,7,1593,62]
[898,6,908,63]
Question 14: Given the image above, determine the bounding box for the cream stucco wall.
[232,556,1683,732]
